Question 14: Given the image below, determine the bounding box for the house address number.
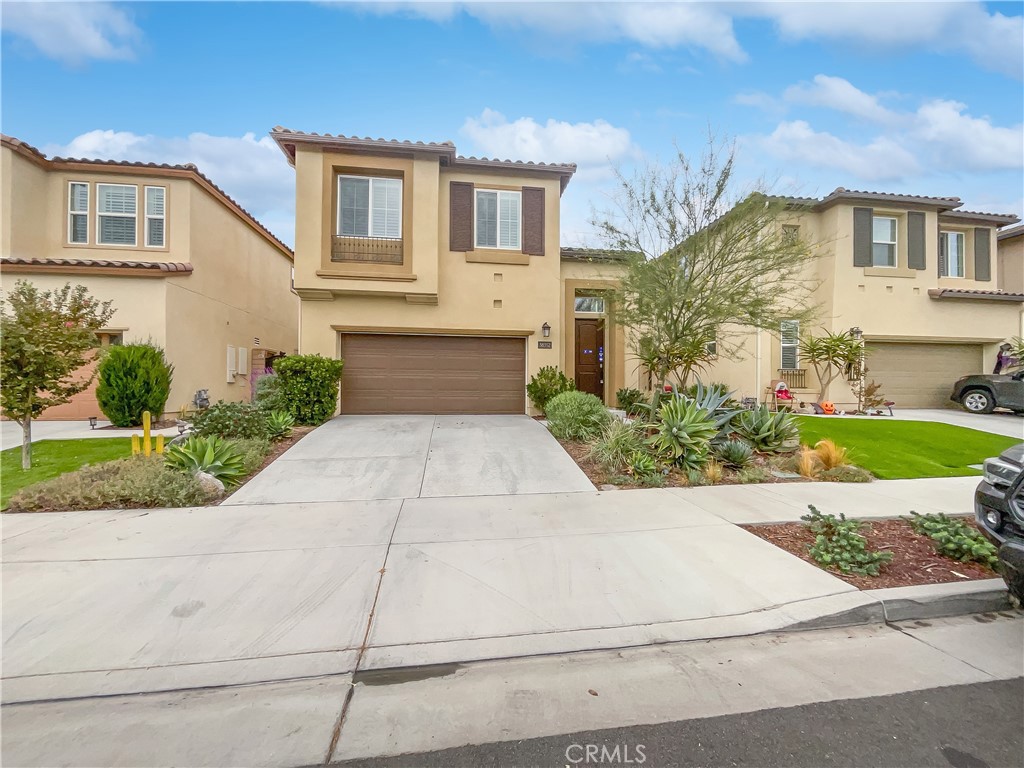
[537,341,553,349]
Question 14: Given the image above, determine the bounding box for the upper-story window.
[97,183,137,246]
[145,186,166,248]
[68,182,89,244]
[940,231,965,278]
[475,189,520,250]
[872,216,897,267]
[338,175,402,239]
[780,320,800,369]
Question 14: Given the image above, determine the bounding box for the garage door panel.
[340,334,526,415]
[866,342,983,408]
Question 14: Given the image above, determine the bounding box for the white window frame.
[780,320,800,369]
[336,175,402,240]
[940,230,966,278]
[705,340,718,358]
[144,186,166,248]
[573,295,606,314]
[68,181,90,244]
[871,215,897,268]
[475,189,521,250]
[96,183,138,247]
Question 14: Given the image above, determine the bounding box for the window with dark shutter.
[907,211,925,270]
[852,207,873,267]
[974,228,991,281]
[521,186,545,255]
[449,181,474,251]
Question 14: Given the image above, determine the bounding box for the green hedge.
[274,354,345,425]
[95,343,173,427]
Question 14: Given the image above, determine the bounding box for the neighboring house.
[0,135,298,420]
[998,223,1024,297]
[271,127,632,414]
[706,190,1023,408]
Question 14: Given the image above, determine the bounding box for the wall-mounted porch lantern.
[541,322,551,338]
[88,416,98,430]
[849,326,863,340]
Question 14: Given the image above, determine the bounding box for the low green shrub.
[714,438,754,468]
[233,438,272,475]
[164,435,247,487]
[8,456,208,512]
[589,419,645,472]
[253,373,289,413]
[95,343,174,427]
[907,512,998,567]
[736,466,772,484]
[275,354,345,425]
[615,387,646,415]
[626,449,658,480]
[685,468,710,486]
[192,401,271,441]
[801,504,893,576]
[527,366,576,414]
[647,397,718,470]
[546,390,611,441]
[266,410,295,441]
[820,465,874,483]
[733,406,799,453]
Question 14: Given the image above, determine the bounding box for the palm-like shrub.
[527,366,576,414]
[590,419,646,472]
[733,406,799,453]
[267,410,295,441]
[647,397,718,470]
[164,435,247,486]
[545,391,611,441]
[95,343,173,427]
[714,438,754,468]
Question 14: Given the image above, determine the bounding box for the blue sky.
[3,1,1022,246]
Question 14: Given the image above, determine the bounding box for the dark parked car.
[975,443,1024,606]
[950,371,1024,414]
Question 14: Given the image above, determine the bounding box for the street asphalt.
[331,678,1024,768]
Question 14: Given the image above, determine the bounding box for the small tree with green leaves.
[799,330,864,402]
[1,281,114,469]
[593,133,822,390]
[95,342,174,427]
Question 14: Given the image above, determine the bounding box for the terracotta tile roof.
[941,209,1021,225]
[1,134,292,259]
[560,247,633,262]
[2,256,194,273]
[269,127,577,191]
[778,187,1018,222]
[820,187,962,206]
[928,287,1024,302]
[998,223,1024,240]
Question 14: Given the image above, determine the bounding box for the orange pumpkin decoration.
[821,401,836,415]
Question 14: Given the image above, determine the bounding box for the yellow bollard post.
[131,434,140,455]
[142,411,152,457]
[155,434,165,455]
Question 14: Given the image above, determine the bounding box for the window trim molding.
[780,320,800,369]
[871,215,898,268]
[144,185,166,249]
[96,182,138,247]
[940,229,966,278]
[336,174,403,240]
[67,181,90,245]
[474,188,522,251]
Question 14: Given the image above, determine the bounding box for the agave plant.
[684,380,741,433]
[626,449,658,479]
[164,435,247,486]
[267,410,295,441]
[732,406,799,453]
[714,438,754,468]
[646,397,718,470]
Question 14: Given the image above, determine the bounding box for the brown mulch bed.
[557,439,810,489]
[219,426,314,504]
[744,518,998,589]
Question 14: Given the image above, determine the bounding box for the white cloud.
[45,130,296,244]
[913,99,1023,172]
[783,75,897,124]
[0,1,141,65]
[753,120,921,181]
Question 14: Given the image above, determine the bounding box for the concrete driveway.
[889,408,1023,439]
[224,414,595,504]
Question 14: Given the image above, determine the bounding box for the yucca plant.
[647,397,718,470]
[164,435,247,487]
[713,438,754,468]
[267,410,295,441]
[732,406,799,453]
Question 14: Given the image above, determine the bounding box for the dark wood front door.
[575,319,605,399]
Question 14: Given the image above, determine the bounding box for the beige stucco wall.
[998,232,1024,295]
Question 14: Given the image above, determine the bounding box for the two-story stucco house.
[0,135,298,420]
[706,190,1023,408]
[272,127,630,414]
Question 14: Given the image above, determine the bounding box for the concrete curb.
[863,578,1012,622]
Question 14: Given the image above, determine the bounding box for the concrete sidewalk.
[1,419,179,449]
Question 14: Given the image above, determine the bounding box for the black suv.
[975,443,1024,606]
[951,371,1024,414]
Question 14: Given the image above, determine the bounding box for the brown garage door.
[866,342,984,408]
[339,334,526,414]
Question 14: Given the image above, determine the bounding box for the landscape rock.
[194,470,225,498]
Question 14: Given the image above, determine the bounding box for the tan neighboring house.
[998,223,1024,297]
[272,127,631,414]
[0,135,298,420]
[705,190,1023,408]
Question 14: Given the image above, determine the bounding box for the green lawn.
[794,416,1020,479]
[2,438,133,509]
